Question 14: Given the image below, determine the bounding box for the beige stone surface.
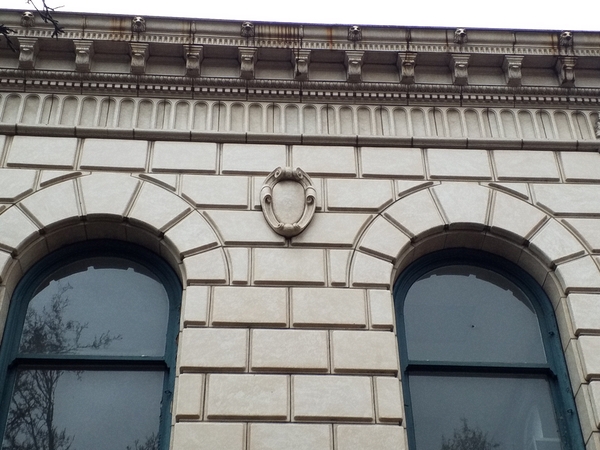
[563,218,600,253]
[139,172,178,191]
[555,257,600,293]
[128,181,191,232]
[529,219,586,265]
[204,210,285,245]
[578,336,600,380]
[80,138,148,170]
[182,286,209,326]
[361,147,424,178]
[327,179,394,212]
[174,374,204,420]
[588,381,600,428]
[576,383,596,443]
[533,184,600,215]
[172,422,245,450]
[79,172,139,218]
[253,248,326,285]
[182,175,249,208]
[384,188,445,238]
[251,329,329,372]
[212,286,287,326]
[206,374,288,419]
[39,170,82,188]
[329,249,352,286]
[428,148,492,179]
[291,213,372,247]
[432,182,490,229]
[0,206,39,252]
[489,182,530,200]
[291,288,366,328]
[19,180,80,228]
[226,247,250,284]
[222,144,286,174]
[375,377,404,422]
[184,248,228,284]
[358,216,411,262]
[253,176,323,211]
[331,330,398,374]
[152,141,217,173]
[0,168,36,201]
[292,145,356,176]
[8,136,78,168]
[494,150,560,180]
[351,252,394,288]
[369,290,395,330]
[249,423,332,450]
[335,424,405,450]
[163,212,220,258]
[561,152,600,182]
[292,375,373,421]
[490,191,546,242]
[179,328,248,371]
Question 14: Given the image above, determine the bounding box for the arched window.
[394,249,583,450]
[0,240,181,450]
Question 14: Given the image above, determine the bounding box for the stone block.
[427,148,492,180]
[578,336,600,380]
[0,168,37,201]
[533,184,600,216]
[556,257,600,293]
[489,182,530,200]
[184,248,228,284]
[529,219,586,266]
[292,145,356,176]
[335,425,405,450]
[226,247,250,284]
[291,213,372,247]
[253,248,326,285]
[291,288,366,328]
[589,381,600,429]
[80,138,148,170]
[212,286,287,327]
[128,181,191,232]
[204,210,285,245]
[384,188,445,239]
[79,173,139,219]
[140,173,177,191]
[8,136,77,168]
[249,423,332,450]
[329,249,352,286]
[563,218,600,253]
[206,374,288,420]
[152,141,217,173]
[182,285,209,327]
[179,328,248,372]
[292,375,373,421]
[222,144,286,175]
[490,191,547,242]
[432,182,490,230]
[172,422,245,450]
[567,294,600,337]
[375,377,403,423]
[369,290,395,330]
[174,374,204,420]
[351,252,394,288]
[20,180,80,229]
[327,179,394,212]
[361,147,424,178]
[358,216,411,262]
[182,175,249,208]
[250,329,329,372]
[163,212,220,258]
[395,181,434,198]
[576,383,596,443]
[0,206,39,252]
[494,150,560,181]
[331,330,398,374]
[561,152,600,182]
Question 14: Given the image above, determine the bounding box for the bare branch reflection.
[441,419,500,450]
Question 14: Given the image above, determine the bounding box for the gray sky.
[2,0,598,31]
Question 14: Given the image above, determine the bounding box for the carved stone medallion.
[260,167,316,237]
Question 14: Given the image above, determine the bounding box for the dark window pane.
[404,265,546,364]
[410,374,561,450]
[19,257,169,357]
[2,370,163,450]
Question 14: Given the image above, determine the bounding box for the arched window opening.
[0,240,181,450]
[394,249,584,450]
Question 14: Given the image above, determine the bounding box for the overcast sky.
[2,0,598,31]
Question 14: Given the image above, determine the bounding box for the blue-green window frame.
[394,248,584,450]
[0,239,182,450]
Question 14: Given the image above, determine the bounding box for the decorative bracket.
[130,43,149,75]
[74,40,94,72]
[503,55,523,87]
[260,167,317,238]
[556,56,576,87]
[239,47,257,80]
[397,52,417,84]
[185,44,204,77]
[17,37,38,70]
[450,54,470,86]
[345,50,364,83]
[293,49,310,81]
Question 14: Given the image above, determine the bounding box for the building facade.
[0,8,600,450]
